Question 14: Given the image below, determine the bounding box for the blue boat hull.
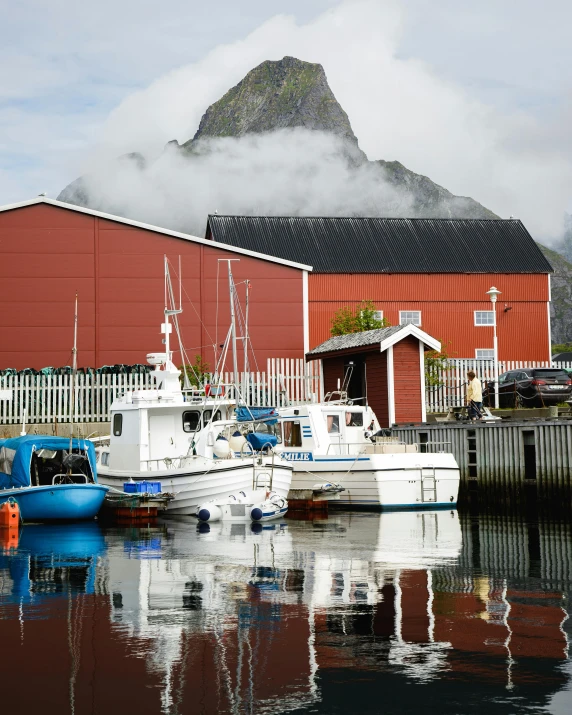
[0,484,109,521]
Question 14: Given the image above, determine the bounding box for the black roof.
[206,216,553,274]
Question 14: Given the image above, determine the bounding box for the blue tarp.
[235,407,278,425]
[0,435,97,490]
[246,432,278,451]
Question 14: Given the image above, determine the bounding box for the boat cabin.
[277,403,379,460]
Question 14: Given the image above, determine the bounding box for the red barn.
[0,198,310,370]
[206,216,554,362]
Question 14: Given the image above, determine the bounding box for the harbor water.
[1,505,571,714]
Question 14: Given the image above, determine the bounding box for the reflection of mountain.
[0,512,571,713]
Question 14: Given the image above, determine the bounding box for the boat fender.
[197,504,223,522]
[213,436,231,459]
[250,507,263,521]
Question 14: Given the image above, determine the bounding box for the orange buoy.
[0,499,20,529]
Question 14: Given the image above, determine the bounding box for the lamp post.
[486,286,502,408]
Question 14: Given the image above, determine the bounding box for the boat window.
[255,422,282,444]
[183,411,201,432]
[283,421,302,447]
[346,411,363,427]
[327,415,340,434]
[113,413,123,436]
[202,409,222,425]
[102,452,109,466]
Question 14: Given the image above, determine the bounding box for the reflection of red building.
[0,593,315,714]
[313,568,569,687]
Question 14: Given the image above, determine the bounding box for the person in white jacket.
[466,370,483,421]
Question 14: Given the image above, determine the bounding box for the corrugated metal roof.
[207,216,553,274]
[307,325,405,356]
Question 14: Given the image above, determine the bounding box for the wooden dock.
[393,420,572,495]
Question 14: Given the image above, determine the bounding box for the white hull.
[98,459,292,515]
[289,453,459,508]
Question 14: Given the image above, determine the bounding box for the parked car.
[484,368,572,408]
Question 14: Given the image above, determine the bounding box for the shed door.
[149,414,177,460]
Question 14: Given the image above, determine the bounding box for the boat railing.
[325,440,453,455]
[52,473,90,484]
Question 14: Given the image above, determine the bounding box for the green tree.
[180,354,210,388]
[330,301,389,336]
[424,342,455,387]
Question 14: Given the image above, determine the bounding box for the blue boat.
[0,435,108,521]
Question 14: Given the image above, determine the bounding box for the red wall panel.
[393,337,423,424]
[365,352,389,428]
[309,274,550,361]
[0,204,305,369]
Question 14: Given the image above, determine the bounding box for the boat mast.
[69,291,78,466]
[244,280,250,375]
[226,260,240,396]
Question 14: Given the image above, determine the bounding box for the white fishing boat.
[95,259,292,514]
[272,396,460,509]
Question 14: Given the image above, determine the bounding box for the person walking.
[466,370,483,421]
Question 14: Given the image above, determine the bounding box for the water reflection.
[0,510,571,714]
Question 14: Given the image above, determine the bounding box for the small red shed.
[306,324,441,427]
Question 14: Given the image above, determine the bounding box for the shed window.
[113,413,123,436]
[327,415,340,433]
[475,349,495,359]
[399,311,421,326]
[283,421,302,447]
[475,311,495,326]
[183,411,201,432]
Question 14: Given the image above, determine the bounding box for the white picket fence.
[0,359,323,425]
[425,359,572,412]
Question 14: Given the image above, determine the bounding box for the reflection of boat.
[276,401,460,509]
[0,522,106,604]
[0,436,108,521]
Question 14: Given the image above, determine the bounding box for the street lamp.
[486,286,502,409]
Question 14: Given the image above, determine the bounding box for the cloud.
[79,0,572,241]
[75,129,412,235]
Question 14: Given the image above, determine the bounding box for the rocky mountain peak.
[185,56,359,148]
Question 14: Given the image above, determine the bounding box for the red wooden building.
[306,324,440,426]
[207,216,554,362]
[0,198,310,370]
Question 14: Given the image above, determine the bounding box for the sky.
[1,0,572,241]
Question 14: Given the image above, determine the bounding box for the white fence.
[0,359,323,426]
[425,359,572,412]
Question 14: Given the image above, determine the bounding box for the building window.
[476,349,495,359]
[113,413,123,436]
[474,311,495,326]
[373,310,383,322]
[399,311,421,326]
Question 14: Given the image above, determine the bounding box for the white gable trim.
[379,324,440,353]
[0,197,313,272]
